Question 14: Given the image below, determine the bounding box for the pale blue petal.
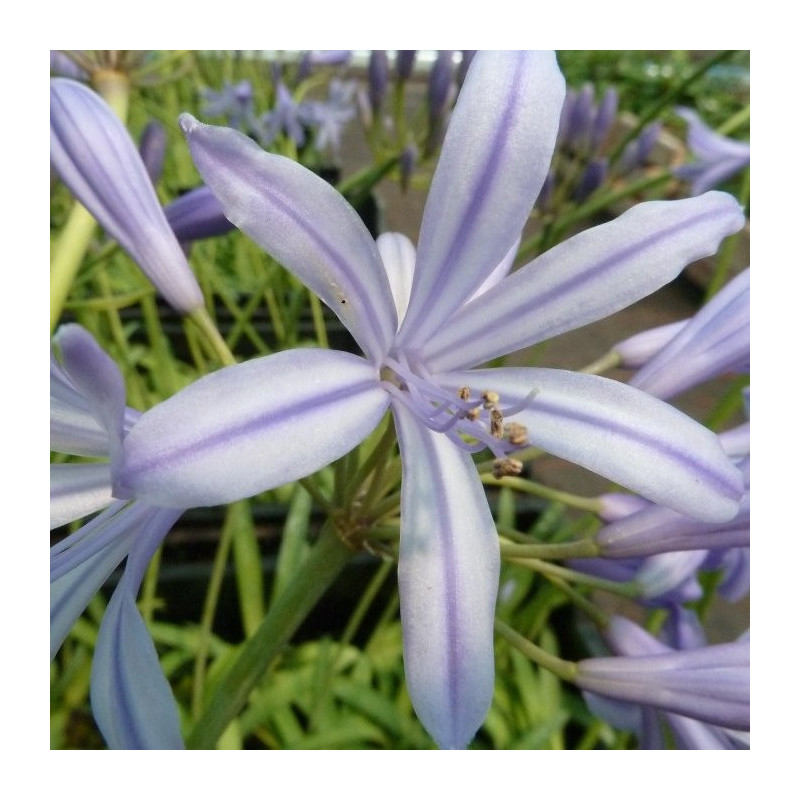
[397,51,565,348]
[51,330,141,456]
[719,421,750,460]
[50,79,203,313]
[439,367,743,522]
[91,507,185,749]
[577,617,749,730]
[51,463,113,529]
[666,713,744,749]
[118,348,388,508]
[51,501,139,658]
[52,324,127,464]
[466,237,520,303]
[424,193,745,372]
[179,114,397,362]
[630,268,750,399]
[677,108,751,162]
[376,232,416,325]
[676,158,750,196]
[51,351,109,456]
[164,185,234,242]
[596,493,750,558]
[635,551,707,599]
[393,402,499,750]
[614,320,689,368]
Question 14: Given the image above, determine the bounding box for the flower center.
[380,354,537,474]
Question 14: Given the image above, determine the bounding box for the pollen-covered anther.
[458,386,471,401]
[505,422,530,446]
[482,390,500,409]
[492,457,524,478]
[466,407,481,421]
[490,408,504,438]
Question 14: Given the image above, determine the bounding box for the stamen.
[482,390,500,408]
[505,421,530,446]
[499,388,540,418]
[381,359,540,460]
[490,407,504,438]
[492,457,524,478]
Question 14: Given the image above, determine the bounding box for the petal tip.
[178,112,200,137]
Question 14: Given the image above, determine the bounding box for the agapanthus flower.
[674,107,750,195]
[257,82,312,147]
[303,79,357,154]
[50,78,204,314]
[617,121,663,175]
[50,50,88,81]
[570,551,706,605]
[541,83,643,208]
[51,324,184,749]
[595,437,749,559]
[627,267,750,399]
[201,79,257,131]
[164,185,234,243]
[113,51,743,749]
[396,50,417,82]
[295,51,352,82]
[138,120,167,186]
[428,51,455,125]
[558,84,618,155]
[367,50,389,114]
[579,613,749,747]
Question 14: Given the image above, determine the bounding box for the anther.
[490,408,504,438]
[505,422,529,446]
[466,407,481,421]
[482,390,500,409]
[458,386,471,401]
[492,457,524,478]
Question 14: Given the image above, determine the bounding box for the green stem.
[505,555,641,598]
[580,350,622,375]
[716,104,750,137]
[308,291,329,349]
[141,294,178,396]
[297,476,334,513]
[494,619,578,682]
[481,475,603,514]
[188,307,237,367]
[542,574,610,627]
[499,537,600,561]
[50,204,98,333]
[341,417,397,505]
[139,545,163,625]
[186,525,354,749]
[230,500,265,639]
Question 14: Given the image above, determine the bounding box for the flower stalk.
[186,524,353,749]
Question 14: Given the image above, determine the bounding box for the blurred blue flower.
[674,107,750,195]
[579,613,749,748]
